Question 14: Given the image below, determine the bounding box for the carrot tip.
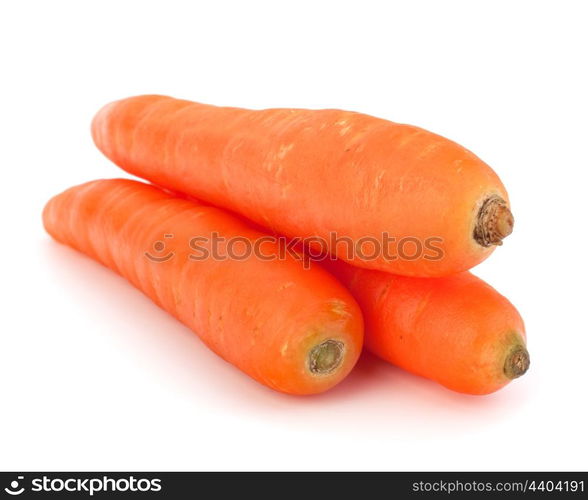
[308,340,344,375]
[504,344,530,380]
[474,195,514,247]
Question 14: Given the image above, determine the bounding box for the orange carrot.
[92,95,513,277]
[325,260,528,394]
[43,179,363,395]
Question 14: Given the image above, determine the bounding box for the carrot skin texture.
[43,179,363,395]
[92,95,510,277]
[325,261,527,394]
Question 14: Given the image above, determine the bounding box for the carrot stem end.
[308,340,344,375]
[474,196,514,247]
[504,344,530,380]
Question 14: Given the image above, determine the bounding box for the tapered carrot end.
[308,340,345,375]
[474,196,514,247]
[504,344,530,380]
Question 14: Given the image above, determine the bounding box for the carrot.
[324,260,528,394]
[92,95,513,277]
[42,179,363,395]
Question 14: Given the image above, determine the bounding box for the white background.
[1,0,587,471]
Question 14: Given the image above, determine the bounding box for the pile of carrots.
[44,95,529,396]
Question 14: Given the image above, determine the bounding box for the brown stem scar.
[504,345,530,380]
[474,195,514,247]
[308,340,344,375]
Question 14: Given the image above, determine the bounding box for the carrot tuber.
[92,95,513,277]
[43,179,364,395]
[325,260,528,395]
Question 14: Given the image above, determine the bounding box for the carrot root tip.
[474,195,514,247]
[504,344,530,380]
[308,340,344,375]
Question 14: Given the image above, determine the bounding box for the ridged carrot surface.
[326,261,528,394]
[43,179,364,395]
[92,95,513,277]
